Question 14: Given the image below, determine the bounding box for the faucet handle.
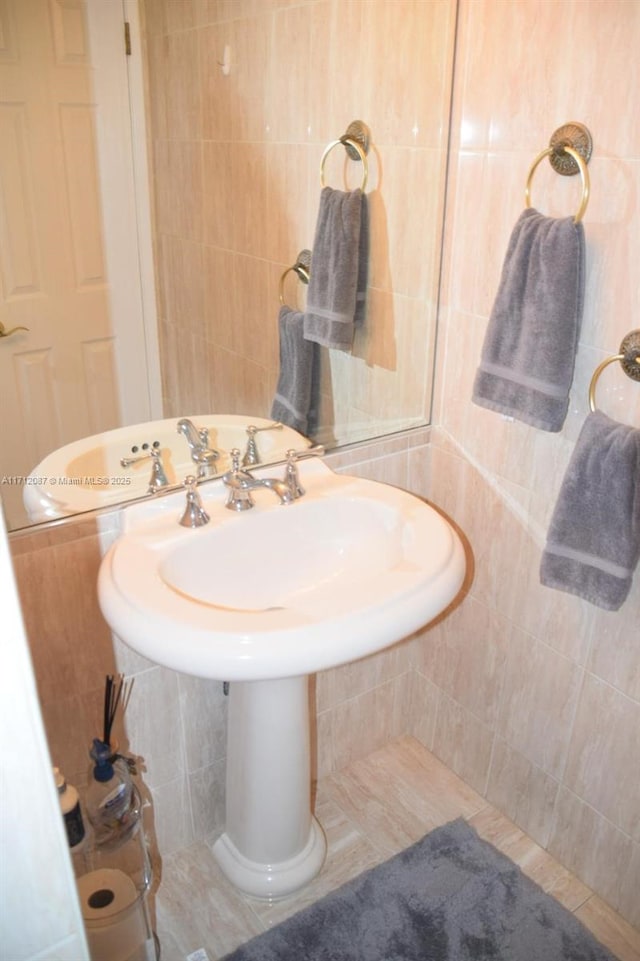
[179,475,210,528]
[242,422,284,466]
[230,447,242,473]
[249,422,283,434]
[147,448,170,492]
[284,449,305,499]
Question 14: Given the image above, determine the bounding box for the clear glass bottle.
[85,739,138,850]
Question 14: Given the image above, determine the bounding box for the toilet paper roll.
[77,869,150,961]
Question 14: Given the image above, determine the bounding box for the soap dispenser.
[85,739,137,849]
[53,766,85,849]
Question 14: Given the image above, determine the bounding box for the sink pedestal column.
[212,676,327,900]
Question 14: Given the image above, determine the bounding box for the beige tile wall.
[10,518,122,785]
[421,0,640,929]
[142,0,455,447]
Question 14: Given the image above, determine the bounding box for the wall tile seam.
[147,773,196,857]
[458,148,640,167]
[501,653,625,829]
[406,446,431,466]
[408,671,438,752]
[185,9,277,32]
[554,664,640,839]
[485,731,562,805]
[175,678,198,843]
[158,239,304,272]
[474,727,636,889]
[420,657,578,787]
[410,610,509,724]
[479,710,500,799]
[183,749,229,778]
[415,670,498,736]
[190,754,227,779]
[545,666,587,792]
[428,687,495,792]
[163,136,453,157]
[461,588,596,670]
[549,782,640,853]
[438,305,483,324]
[315,668,412,713]
[496,654,585,786]
[327,436,413,461]
[114,658,159,682]
[166,767,197,840]
[430,431,548,545]
[330,453,408,474]
[495,617,640,709]
[163,24,203,38]
[577,667,640,709]
[431,686,638,853]
[176,685,229,771]
[315,669,414,718]
[8,528,105,553]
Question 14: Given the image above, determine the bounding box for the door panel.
[0,0,152,528]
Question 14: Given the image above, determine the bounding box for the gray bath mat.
[222,818,616,960]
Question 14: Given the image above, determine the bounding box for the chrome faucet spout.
[223,449,293,511]
[251,477,293,504]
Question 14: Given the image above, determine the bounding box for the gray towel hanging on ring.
[472,208,585,432]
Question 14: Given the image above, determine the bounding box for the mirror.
[0,0,458,533]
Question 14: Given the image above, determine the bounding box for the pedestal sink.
[98,456,465,899]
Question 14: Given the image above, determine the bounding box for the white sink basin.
[98,459,465,681]
[23,414,306,522]
[97,456,465,900]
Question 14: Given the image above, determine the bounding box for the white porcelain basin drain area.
[160,496,406,613]
[98,457,466,899]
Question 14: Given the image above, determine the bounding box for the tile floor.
[151,736,640,961]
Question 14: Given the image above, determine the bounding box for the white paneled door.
[0,0,156,528]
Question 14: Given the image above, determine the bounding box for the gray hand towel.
[355,190,369,328]
[304,187,369,351]
[271,306,320,437]
[540,410,640,611]
[473,207,585,432]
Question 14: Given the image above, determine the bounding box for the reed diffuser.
[86,674,137,848]
[103,673,134,754]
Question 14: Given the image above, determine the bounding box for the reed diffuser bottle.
[85,738,137,849]
[86,672,138,848]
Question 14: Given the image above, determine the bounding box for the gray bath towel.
[540,410,640,610]
[473,208,585,431]
[271,306,320,437]
[304,187,369,351]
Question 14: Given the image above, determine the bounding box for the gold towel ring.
[525,145,590,224]
[279,250,311,306]
[588,330,640,412]
[320,137,368,191]
[319,121,370,191]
